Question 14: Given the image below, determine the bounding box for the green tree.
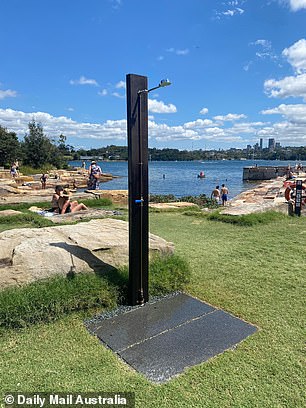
[22,120,66,168]
[0,126,21,167]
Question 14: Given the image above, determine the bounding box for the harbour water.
[70,160,305,199]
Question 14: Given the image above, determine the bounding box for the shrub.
[149,193,218,209]
[180,194,219,209]
[0,213,54,228]
[19,164,54,175]
[207,210,286,226]
[149,194,176,203]
[149,253,191,296]
[80,197,113,208]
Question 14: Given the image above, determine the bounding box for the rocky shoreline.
[0,167,127,205]
[222,173,306,216]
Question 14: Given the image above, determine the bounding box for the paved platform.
[86,293,257,383]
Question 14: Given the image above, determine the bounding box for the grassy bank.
[0,254,189,330]
[0,211,305,407]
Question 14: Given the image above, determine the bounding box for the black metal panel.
[126,74,149,306]
[295,179,302,216]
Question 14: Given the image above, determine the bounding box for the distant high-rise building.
[275,142,281,148]
[259,138,263,150]
[268,138,276,151]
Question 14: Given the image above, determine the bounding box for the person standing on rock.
[88,160,102,190]
[40,173,48,189]
[211,185,220,204]
[10,162,18,178]
[221,184,229,206]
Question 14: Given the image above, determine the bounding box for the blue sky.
[0,0,306,151]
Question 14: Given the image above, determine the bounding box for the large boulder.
[0,218,174,290]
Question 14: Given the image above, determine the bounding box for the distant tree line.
[76,145,306,162]
[0,121,75,169]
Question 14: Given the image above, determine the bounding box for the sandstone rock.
[45,209,123,223]
[149,202,197,210]
[0,218,174,289]
[85,189,128,205]
[0,210,23,217]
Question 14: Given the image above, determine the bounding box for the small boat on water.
[197,171,205,178]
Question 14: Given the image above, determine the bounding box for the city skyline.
[0,0,306,151]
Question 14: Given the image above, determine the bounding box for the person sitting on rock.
[58,189,88,214]
[50,185,64,213]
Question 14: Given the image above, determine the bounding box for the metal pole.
[126,74,149,306]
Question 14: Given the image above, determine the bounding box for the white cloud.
[264,73,306,100]
[69,76,99,86]
[249,39,278,63]
[2,104,306,147]
[0,89,17,100]
[252,39,272,50]
[287,0,306,11]
[115,80,126,89]
[184,119,213,129]
[176,49,189,56]
[243,61,252,71]
[215,1,246,19]
[261,103,306,124]
[213,113,247,121]
[0,108,241,145]
[112,92,125,99]
[199,107,209,115]
[111,0,122,9]
[0,108,127,141]
[222,8,244,16]
[184,119,213,128]
[98,89,108,96]
[148,99,177,113]
[258,103,306,144]
[166,47,190,56]
[282,39,306,74]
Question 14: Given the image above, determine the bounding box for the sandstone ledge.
[0,218,174,290]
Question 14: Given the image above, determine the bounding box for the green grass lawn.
[0,211,305,407]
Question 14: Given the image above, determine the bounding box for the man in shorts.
[221,184,229,206]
